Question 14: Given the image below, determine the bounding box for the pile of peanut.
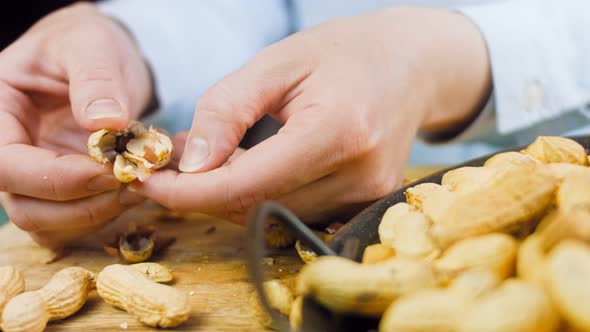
[0,263,189,331]
[259,136,590,332]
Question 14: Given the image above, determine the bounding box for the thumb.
[179,44,310,173]
[62,14,150,131]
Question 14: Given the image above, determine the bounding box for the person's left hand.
[130,7,492,224]
[0,3,151,247]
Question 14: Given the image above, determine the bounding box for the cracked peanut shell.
[87,121,173,183]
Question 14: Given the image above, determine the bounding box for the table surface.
[0,166,441,332]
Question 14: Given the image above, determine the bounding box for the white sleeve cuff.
[459,0,590,135]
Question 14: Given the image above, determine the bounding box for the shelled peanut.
[285,136,590,332]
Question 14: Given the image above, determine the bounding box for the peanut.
[546,163,590,183]
[96,264,190,328]
[0,266,25,315]
[251,279,294,328]
[456,279,558,332]
[295,240,318,264]
[448,269,500,299]
[88,121,173,183]
[264,222,296,248]
[536,209,590,252]
[441,166,496,193]
[405,183,454,223]
[522,136,588,165]
[379,288,467,332]
[545,240,590,331]
[362,244,396,264]
[483,151,541,169]
[434,233,517,280]
[296,256,438,316]
[516,234,546,286]
[430,164,556,248]
[289,296,303,331]
[379,270,498,332]
[1,267,94,332]
[378,203,439,260]
[294,232,333,264]
[556,171,590,211]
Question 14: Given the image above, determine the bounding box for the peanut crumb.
[119,322,129,330]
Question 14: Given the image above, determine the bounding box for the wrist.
[379,7,492,135]
[422,9,492,134]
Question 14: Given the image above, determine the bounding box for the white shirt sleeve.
[428,0,590,143]
[98,0,291,130]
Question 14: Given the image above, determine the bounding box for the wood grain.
[0,167,440,331]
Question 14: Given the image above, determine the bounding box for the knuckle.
[331,113,379,163]
[364,174,401,201]
[222,172,269,216]
[83,206,108,228]
[198,80,259,127]
[46,158,68,201]
[72,63,116,83]
[164,175,187,211]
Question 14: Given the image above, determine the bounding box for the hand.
[131,7,491,223]
[0,3,151,248]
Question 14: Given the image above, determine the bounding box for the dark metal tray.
[247,135,590,332]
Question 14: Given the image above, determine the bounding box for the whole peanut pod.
[430,164,556,248]
[296,256,438,316]
[377,203,439,260]
[522,136,588,165]
[434,233,517,280]
[1,267,94,332]
[379,269,499,332]
[456,280,558,332]
[0,266,25,314]
[441,166,496,193]
[545,240,590,331]
[96,264,190,328]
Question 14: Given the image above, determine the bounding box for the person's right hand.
[0,3,151,248]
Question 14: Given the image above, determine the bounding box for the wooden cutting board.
[0,166,441,331]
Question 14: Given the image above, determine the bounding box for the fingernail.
[119,188,145,206]
[85,98,123,120]
[179,136,209,172]
[127,182,140,193]
[87,174,120,191]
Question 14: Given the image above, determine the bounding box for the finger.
[0,145,122,200]
[169,131,246,171]
[29,225,104,249]
[59,5,150,131]
[0,82,121,200]
[1,188,144,234]
[131,113,348,215]
[179,38,311,173]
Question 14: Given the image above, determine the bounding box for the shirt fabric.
[99,0,590,165]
